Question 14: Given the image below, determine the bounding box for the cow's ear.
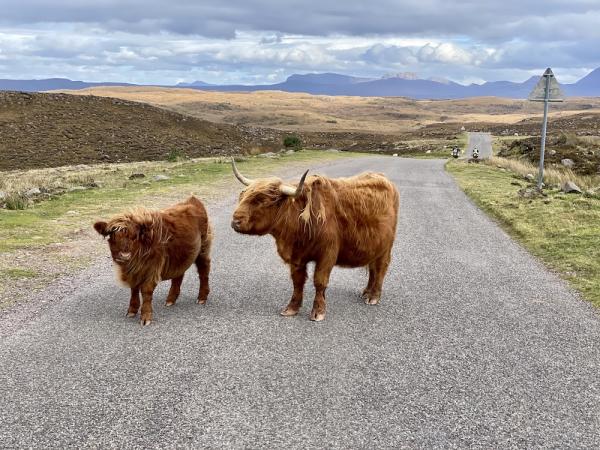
[94,221,109,236]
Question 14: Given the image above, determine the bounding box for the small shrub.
[555,133,578,147]
[283,135,302,150]
[66,174,97,187]
[4,192,29,210]
[167,149,184,162]
[326,119,338,124]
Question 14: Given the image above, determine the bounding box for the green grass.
[1,268,37,279]
[447,159,600,307]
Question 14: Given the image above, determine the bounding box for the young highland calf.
[230,159,399,322]
[94,196,212,326]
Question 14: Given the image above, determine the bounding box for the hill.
[56,86,600,134]
[0,78,136,92]
[2,68,599,99]
[0,91,285,170]
[191,71,599,98]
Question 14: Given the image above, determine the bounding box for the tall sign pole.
[528,68,565,190]
[537,73,551,190]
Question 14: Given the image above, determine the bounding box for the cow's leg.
[281,263,307,317]
[195,253,211,304]
[140,281,157,326]
[361,265,376,300]
[310,259,335,322]
[165,275,184,306]
[366,251,392,305]
[127,286,140,318]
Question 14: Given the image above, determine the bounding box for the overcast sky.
[0,0,598,85]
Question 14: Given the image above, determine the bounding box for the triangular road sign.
[528,68,565,102]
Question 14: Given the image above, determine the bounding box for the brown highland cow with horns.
[230,159,399,321]
[94,196,212,326]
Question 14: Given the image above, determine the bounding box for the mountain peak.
[285,72,369,85]
[381,72,419,80]
[176,80,211,87]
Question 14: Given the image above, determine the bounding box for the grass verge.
[447,159,600,307]
[0,151,356,251]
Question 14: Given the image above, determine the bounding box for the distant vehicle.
[472,147,480,160]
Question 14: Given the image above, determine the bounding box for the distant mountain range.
[1,68,599,99]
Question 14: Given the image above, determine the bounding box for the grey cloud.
[362,44,416,65]
[1,0,598,42]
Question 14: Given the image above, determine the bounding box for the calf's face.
[94,220,145,264]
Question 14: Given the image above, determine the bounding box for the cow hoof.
[365,297,380,305]
[126,311,137,318]
[280,307,299,317]
[310,311,325,322]
[141,319,152,326]
[165,301,175,307]
[197,298,207,305]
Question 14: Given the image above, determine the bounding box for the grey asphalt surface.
[465,132,493,159]
[1,156,600,449]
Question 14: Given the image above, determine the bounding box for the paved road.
[1,157,599,448]
[465,132,493,159]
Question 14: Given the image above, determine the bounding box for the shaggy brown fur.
[232,171,399,321]
[94,196,212,326]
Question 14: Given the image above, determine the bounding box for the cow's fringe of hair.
[105,207,172,286]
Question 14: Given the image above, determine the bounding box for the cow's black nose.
[231,219,241,231]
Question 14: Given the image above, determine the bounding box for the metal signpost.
[528,68,565,189]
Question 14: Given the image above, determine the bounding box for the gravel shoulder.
[1,156,599,448]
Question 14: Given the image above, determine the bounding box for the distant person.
[472,147,479,159]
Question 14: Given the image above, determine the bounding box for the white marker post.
[528,68,565,190]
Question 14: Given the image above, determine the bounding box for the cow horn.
[280,170,309,197]
[231,157,253,186]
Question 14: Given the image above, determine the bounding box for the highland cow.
[230,159,399,321]
[94,196,212,326]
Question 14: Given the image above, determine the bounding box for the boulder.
[524,173,535,182]
[518,187,546,198]
[129,173,145,179]
[562,181,582,194]
[67,186,87,192]
[153,174,170,181]
[561,158,574,168]
[257,152,279,159]
[24,187,41,197]
[392,153,398,157]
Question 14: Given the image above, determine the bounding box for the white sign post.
[528,68,565,190]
